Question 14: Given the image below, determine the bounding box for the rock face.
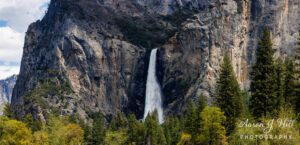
[11,0,300,120]
[0,75,17,115]
[158,0,300,114]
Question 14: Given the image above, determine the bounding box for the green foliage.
[197,94,207,114]
[250,29,278,118]
[24,79,72,111]
[104,130,128,145]
[59,124,84,145]
[177,133,193,145]
[90,113,106,144]
[284,58,296,107]
[215,53,242,134]
[144,112,167,145]
[196,106,228,145]
[230,108,300,145]
[228,120,261,145]
[32,131,49,145]
[274,58,285,110]
[240,91,252,118]
[24,114,43,132]
[127,114,146,145]
[163,116,182,145]
[3,30,300,144]
[0,117,32,145]
[45,116,84,145]
[295,32,300,113]
[3,103,13,118]
[110,112,128,131]
[184,100,198,136]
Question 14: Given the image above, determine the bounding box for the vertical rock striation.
[158,0,299,114]
[11,0,300,119]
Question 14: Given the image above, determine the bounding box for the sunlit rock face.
[0,75,17,115]
[11,0,300,120]
[158,0,299,114]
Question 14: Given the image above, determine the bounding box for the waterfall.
[143,48,164,124]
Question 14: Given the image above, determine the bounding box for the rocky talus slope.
[11,0,300,121]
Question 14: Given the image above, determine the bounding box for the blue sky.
[0,0,50,79]
[0,20,7,27]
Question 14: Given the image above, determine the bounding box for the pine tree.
[196,94,207,115]
[164,126,172,145]
[144,112,167,145]
[184,100,197,136]
[195,94,207,135]
[110,112,128,131]
[3,103,13,118]
[283,58,296,107]
[90,113,106,144]
[215,53,242,133]
[127,114,145,145]
[274,58,284,109]
[163,116,182,145]
[295,32,300,113]
[196,107,228,145]
[250,29,277,118]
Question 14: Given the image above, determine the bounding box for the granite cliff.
[0,75,17,115]
[11,0,300,121]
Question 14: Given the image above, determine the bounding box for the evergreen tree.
[24,114,42,132]
[196,107,228,145]
[184,100,197,136]
[295,32,300,113]
[3,103,13,118]
[144,112,167,145]
[164,126,172,145]
[250,29,277,118]
[215,53,242,133]
[195,94,207,135]
[240,91,252,118]
[90,113,106,145]
[196,94,207,116]
[274,58,284,109]
[127,114,145,145]
[283,58,296,107]
[163,116,182,145]
[110,111,128,131]
[81,123,92,145]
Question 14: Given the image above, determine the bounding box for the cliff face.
[159,0,299,113]
[11,0,300,120]
[0,75,17,115]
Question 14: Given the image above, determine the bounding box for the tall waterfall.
[143,48,164,124]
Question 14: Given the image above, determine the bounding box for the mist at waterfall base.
[143,48,164,124]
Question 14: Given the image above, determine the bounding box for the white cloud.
[0,65,19,79]
[0,0,49,79]
[0,0,49,32]
[0,27,24,62]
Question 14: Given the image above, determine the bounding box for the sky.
[0,0,49,79]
